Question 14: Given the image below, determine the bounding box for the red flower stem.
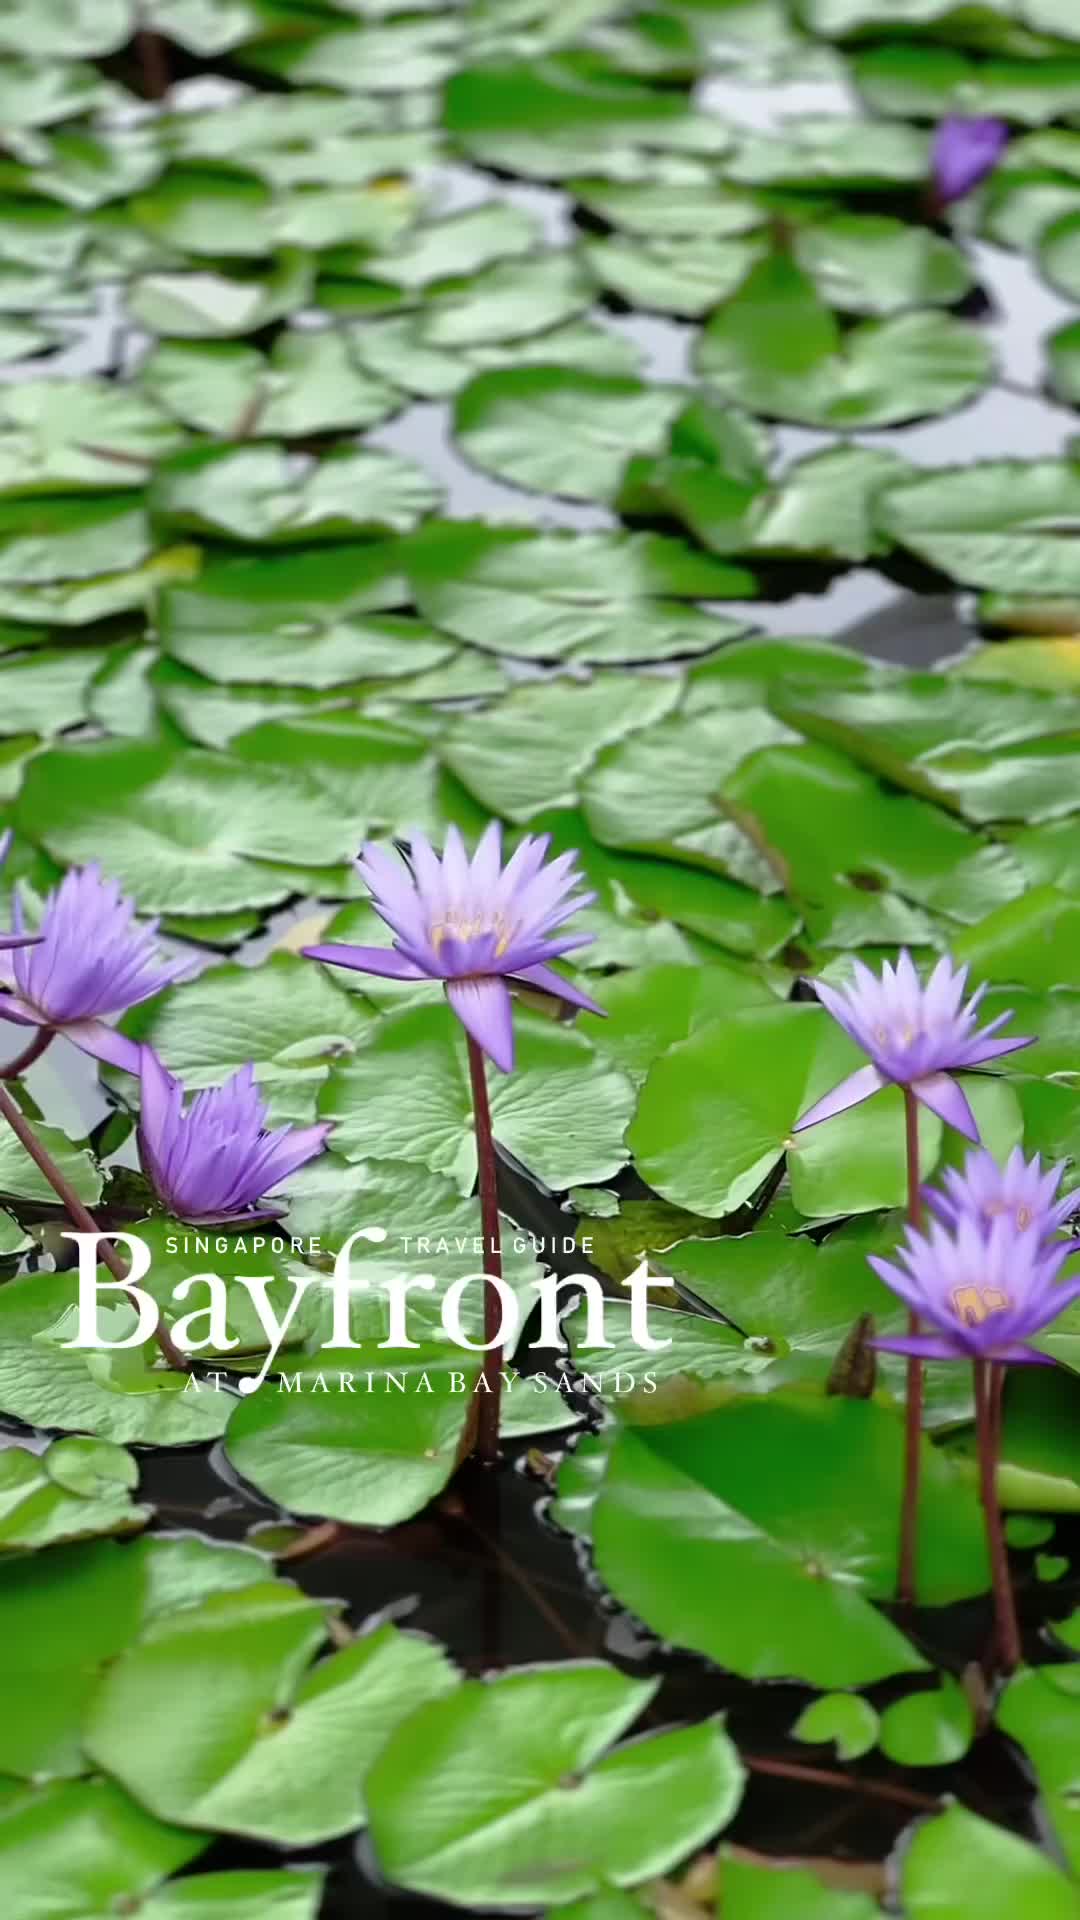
[990,1360,1006,1455]
[974,1357,1020,1674]
[897,1085,925,1605]
[0,1082,189,1374]
[466,1035,503,1464]
[135,26,170,99]
[0,1027,54,1080]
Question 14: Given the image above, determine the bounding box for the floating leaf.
[319,1005,634,1196]
[454,367,684,503]
[878,1676,974,1766]
[581,1398,971,1685]
[366,1663,744,1906]
[697,257,992,428]
[792,1693,880,1761]
[87,1595,458,1845]
[408,522,754,665]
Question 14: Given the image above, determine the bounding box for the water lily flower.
[794,951,1031,1143]
[138,1046,330,1226]
[931,115,1009,208]
[869,1211,1080,1367]
[303,823,602,1073]
[926,1145,1077,1243]
[0,864,193,1073]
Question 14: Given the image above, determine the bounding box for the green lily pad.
[879,460,1080,597]
[0,1532,268,1779]
[0,1112,102,1205]
[149,442,441,546]
[443,55,727,179]
[697,256,991,428]
[139,1872,326,1920]
[878,1675,974,1765]
[0,644,113,738]
[16,738,356,914]
[118,949,372,1124]
[955,887,1080,989]
[0,377,183,496]
[454,366,685,504]
[0,1778,208,1919]
[319,1005,633,1196]
[792,1692,880,1760]
[350,312,643,399]
[630,1001,945,1218]
[440,672,680,822]
[139,329,401,439]
[159,575,452,692]
[0,1266,232,1446]
[365,1663,744,1906]
[129,251,312,339]
[903,1803,1080,1919]
[581,1395,981,1684]
[226,1350,475,1527]
[721,1854,882,1920]
[997,1664,1080,1874]
[407,521,755,665]
[0,495,150,585]
[87,1595,457,1845]
[0,1436,148,1552]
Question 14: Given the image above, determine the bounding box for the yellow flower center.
[950,1285,1011,1327]
[430,911,514,958]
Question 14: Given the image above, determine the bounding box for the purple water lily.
[931,115,1009,208]
[138,1046,330,1227]
[869,1212,1080,1367]
[0,864,192,1073]
[926,1145,1077,1243]
[795,951,1031,1143]
[303,822,602,1072]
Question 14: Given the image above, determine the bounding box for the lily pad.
[0,1436,148,1552]
[365,1663,744,1906]
[454,367,685,503]
[697,257,992,428]
[87,1596,458,1845]
[407,521,755,665]
[581,1395,984,1684]
[319,1005,634,1196]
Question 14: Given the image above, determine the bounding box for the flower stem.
[0,1082,190,1374]
[897,1085,925,1605]
[466,1035,503,1464]
[0,1027,54,1080]
[974,1357,1021,1674]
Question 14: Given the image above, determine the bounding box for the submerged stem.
[974,1358,1021,1675]
[0,1082,189,1374]
[467,1035,503,1463]
[897,1085,924,1606]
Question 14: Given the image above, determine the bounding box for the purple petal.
[63,1019,141,1075]
[931,116,1009,207]
[301,943,428,980]
[446,976,515,1073]
[793,1063,886,1132]
[0,933,41,952]
[912,1071,979,1142]
[0,993,43,1031]
[872,1334,968,1362]
[509,962,605,1016]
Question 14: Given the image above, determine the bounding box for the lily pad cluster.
[1,0,1080,1913]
